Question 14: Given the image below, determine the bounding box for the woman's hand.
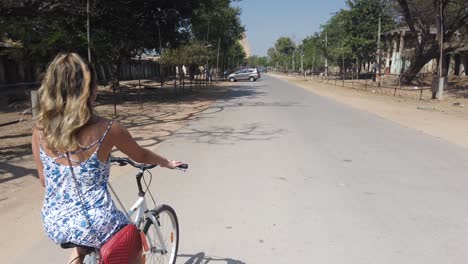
[163,159,184,169]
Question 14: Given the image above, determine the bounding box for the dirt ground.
[269,72,468,149]
[0,80,227,262]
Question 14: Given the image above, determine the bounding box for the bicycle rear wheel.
[142,205,179,264]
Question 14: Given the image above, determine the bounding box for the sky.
[234,0,347,56]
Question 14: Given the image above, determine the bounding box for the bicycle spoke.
[143,206,178,264]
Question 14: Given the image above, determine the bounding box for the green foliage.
[190,0,245,69]
[267,37,297,70]
[301,34,325,71]
[160,0,246,72]
[320,9,353,68]
[318,0,395,69]
[227,41,246,64]
[0,0,203,64]
[0,0,246,85]
[161,41,209,66]
[267,0,396,72]
[247,55,269,67]
[274,37,296,56]
[0,1,88,62]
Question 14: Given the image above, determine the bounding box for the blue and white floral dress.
[40,121,130,248]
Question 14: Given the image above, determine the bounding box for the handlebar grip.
[117,161,127,166]
[177,164,188,170]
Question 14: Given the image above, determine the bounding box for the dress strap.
[54,154,81,164]
[51,121,113,162]
[64,120,113,156]
[98,121,113,145]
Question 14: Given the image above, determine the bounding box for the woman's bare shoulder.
[31,126,40,141]
[93,116,126,136]
[93,115,111,124]
[92,116,118,130]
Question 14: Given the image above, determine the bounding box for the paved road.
[14,75,468,263]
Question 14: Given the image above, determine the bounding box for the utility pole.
[158,25,163,89]
[377,14,381,74]
[312,47,315,75]
[342,39,345,83]
[312,46,317,74]
[437,0,444,99]
[326,33,329,75]
[87,0,91,62]
[206,22,210,75]
[356,57,359,79]
[301,53,304,74]
[216,36,220,80]
[292,49,295,72]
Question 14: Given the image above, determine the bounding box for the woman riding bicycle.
[31,53,182,264]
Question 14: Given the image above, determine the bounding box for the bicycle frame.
[84,196,167,263]
[127,196,169,254]
[83,157,186,263]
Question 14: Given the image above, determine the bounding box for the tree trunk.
[109,58,122,117]
[110,59,121,92]
[401,43,440,84]
[401,52,434,83]
[189,64,196,80]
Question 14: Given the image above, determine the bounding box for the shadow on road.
[0,161,37,184]
[179,252,245,264]
[96,83,267,107]
[0,83,270,184]
[174,122,286,145]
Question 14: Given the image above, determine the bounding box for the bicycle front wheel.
[142,205,179,264]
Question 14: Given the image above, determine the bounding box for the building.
[383,26,468,77]
[239,33,251,58]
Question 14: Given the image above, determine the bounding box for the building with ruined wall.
[383,26,468,77]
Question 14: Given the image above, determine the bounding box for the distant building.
[239,33,251,58]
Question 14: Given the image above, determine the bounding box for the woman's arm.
[111,122,180,168]
[31,128,45,187]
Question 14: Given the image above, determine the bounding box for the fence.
[0,57,220,114]
[284,70,438,100]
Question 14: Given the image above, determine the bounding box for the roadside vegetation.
[0,0,247,90]
[266,0,467,84]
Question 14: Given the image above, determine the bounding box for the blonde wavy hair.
[36,53,96,152]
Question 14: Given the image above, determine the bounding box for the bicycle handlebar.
[110,157,188,171]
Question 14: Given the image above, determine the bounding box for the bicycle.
[68,156,188,264]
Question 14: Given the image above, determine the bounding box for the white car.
[228,68,260,82]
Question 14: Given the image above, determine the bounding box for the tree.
[301,34,325,72]
[247,55,270,67]
[0,1,88,64]
[0,0,202,89]
[226,41,246,69]
[86,0,199,90]
[267,47,280,69]
[267,37,296,71]
[396,0,468,83]
[190,0,245,73]
[345,0,395,70]
[275,37,296,56]
[161,41,210,79]
[320,9,354,73]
